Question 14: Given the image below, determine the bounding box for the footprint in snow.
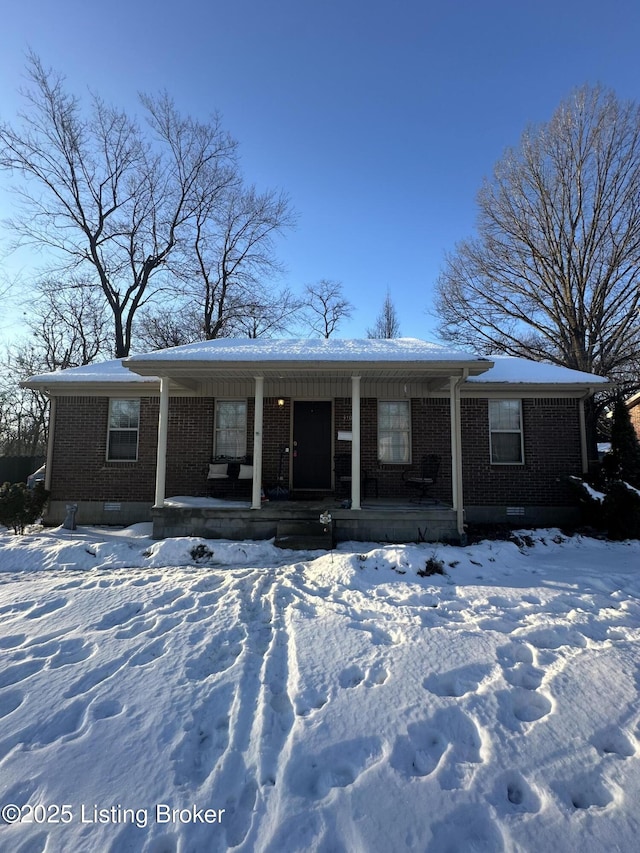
[523,626,587,651]
[0,633,26,650]
[488,770,542,815]
[423,663,492,698]
[503,662,544,691]
[294,690,328,717]
[91,698,124,720]
[497,640,535,667]
[0,689,24,719]
[0,658,45,689]
[391,707,483,788]
[552,771,615,811]
[92,602,145,631]
[0,600,36,616]
[184,630,244,680]
[339,664,364,689]
[171,683,233,786]
[49,638,95,669]
[25,597,68,619]
[287,736,383,800]
[497,688,553,730]
[591,725,636,759]
[364,661,388,687]
[64,655,129,698]
[128,637,167,667]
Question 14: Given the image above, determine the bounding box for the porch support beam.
[44,396,56,493]
[449,372,466,540]
[154,377,170,508]
[252,375,264,509]
[578,389,594,474]
[351,375,361,510]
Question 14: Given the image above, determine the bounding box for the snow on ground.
[1,526,640,852]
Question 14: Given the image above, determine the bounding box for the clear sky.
[1,0,639,345]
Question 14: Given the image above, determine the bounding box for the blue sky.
[1,0,639,344]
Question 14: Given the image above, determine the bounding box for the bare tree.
[135,303,203,350]
[302,279,353,338]
[0,52,238,357]
[29,279,111,368]
[436,85,640,393]
[0,345,50,456]
[367,289,401,338]
[180,183,296,339]
[0,281,111,455]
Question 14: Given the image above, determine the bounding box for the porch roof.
[123,337,493,384]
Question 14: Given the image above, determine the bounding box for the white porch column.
[351,375,361,510]
[154,377,170,508]
[449,374,465,538]
[44,397,56,493]
[252,376,264,509]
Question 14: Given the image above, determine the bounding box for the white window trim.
[489,399,524,465]
[377,400,411,464]
[107,399,140,462]
[214,399,248,459]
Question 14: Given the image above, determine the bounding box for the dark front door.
[292,401,332,490]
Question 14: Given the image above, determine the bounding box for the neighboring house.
[23,338,609,543]
[628,391,640,442]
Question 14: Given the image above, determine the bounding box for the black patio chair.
[402,454,440,503]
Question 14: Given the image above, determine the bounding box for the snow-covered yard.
[1,525,639,852]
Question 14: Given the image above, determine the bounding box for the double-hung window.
[489,399,524,464]
[378,401,411,463]
[107,399,140,461]
[214,400,247,458]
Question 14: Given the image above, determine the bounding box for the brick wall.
[630,401,640,442]
[51,393,585,508]
[51,396,158,502]
[461,397,582,506]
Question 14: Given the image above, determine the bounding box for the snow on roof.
[23,342,609,388]
[468,355,609,385]
[123,337,488,364]
[23,359,159,386]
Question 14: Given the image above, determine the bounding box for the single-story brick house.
[23,338,609,543]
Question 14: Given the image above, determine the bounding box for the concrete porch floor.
[153,496,460,543]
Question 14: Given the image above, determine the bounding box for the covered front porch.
[152,496,460,545]
[123,339,494,543]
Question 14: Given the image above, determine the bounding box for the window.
[378,401,410,463]
[215,400,247,458]
[489,400,524,464]
[107,399,140,461]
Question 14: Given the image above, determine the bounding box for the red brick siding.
[630,401,640,442]
[165,398,214,496]
[461,398,582,506]
[50,394,584,507]
[51,396,157,502]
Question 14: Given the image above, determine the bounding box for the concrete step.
[275,520,333,550]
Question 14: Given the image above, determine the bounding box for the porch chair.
[402,454,440,504]
[207,456,253,497]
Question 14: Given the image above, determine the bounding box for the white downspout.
[154,377,170,508]
[351,375,361,510]
[252,376,264,509]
